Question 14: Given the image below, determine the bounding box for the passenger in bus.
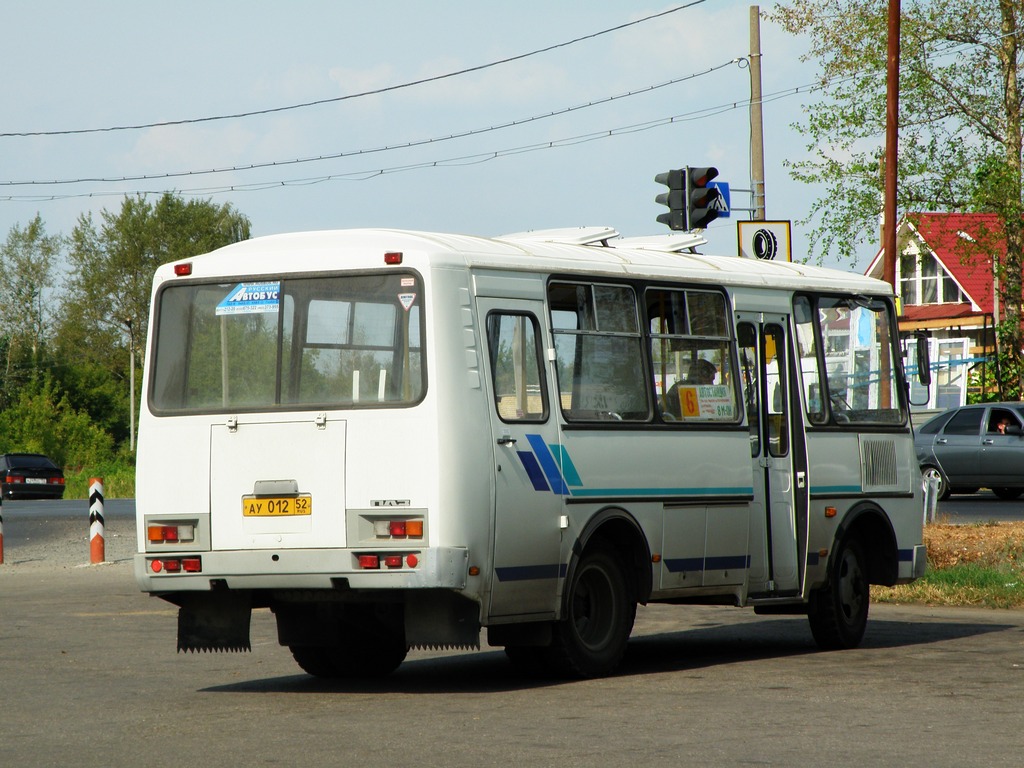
[687,358,717,384]
[661,359,717,420]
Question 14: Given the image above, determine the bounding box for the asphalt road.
[1,501,1023,766]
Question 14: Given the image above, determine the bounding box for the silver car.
[915,403,1024,500]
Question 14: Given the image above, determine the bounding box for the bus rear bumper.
[134,546,469,593]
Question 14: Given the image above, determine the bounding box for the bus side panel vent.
[860,437,898,490]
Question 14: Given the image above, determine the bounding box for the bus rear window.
[150,273,425,413]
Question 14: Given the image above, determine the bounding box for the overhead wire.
[0,75,836,204]
[0,1,707,139]
[0,59,743,188]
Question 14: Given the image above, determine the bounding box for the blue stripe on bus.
[525,433,570,495]
[495,563,568,582]
[516,450,550,492]
[570,486,754,497]
[898,548,915,562]
[811,485,863,494]
[550,444,583,487]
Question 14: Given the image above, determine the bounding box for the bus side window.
[485,312,548,422]
[794,295,827,425]
[548,282,650,422]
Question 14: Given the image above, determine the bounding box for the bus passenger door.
[737,313,808,596]
[478,299,563,620]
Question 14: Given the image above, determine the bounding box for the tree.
[0,214,61,403]
[767,0,1023,389]
[55,193,251,447]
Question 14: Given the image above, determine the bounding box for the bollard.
[0,495,4,565]
[89,477,105,564]
[922,472,940,526]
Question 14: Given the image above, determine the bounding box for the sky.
[0,1,876,272]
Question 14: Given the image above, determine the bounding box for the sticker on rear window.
[216,282,281,315]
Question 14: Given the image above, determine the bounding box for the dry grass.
[873,521,1024,608]
[921,520,1024,569]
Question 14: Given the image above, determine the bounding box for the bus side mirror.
[914,331,931,386]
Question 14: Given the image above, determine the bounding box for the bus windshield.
[150,272,425,413]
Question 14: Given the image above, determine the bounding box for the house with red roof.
[865,212,1006,408]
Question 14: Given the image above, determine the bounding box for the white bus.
[134,226,927,678]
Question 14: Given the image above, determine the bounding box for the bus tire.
[289,633,408,678]
[546,542,633,678]
[807,536,869,650]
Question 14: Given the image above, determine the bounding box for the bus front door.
[478,298,563,620]
[737,314,808,596]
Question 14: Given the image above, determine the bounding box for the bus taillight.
[373,518,424,539]
[149,557,202,573]
[148,524,195,543]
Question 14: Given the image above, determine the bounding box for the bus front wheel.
[546,542,634,678]
[807,536,869,650]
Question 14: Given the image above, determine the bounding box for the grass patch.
[874,521,1024,608]
[64,462,135,499]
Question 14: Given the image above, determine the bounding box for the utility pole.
[882,0,901,288]
[749,6,766,220]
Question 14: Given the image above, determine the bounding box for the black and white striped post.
[89,477,105,564]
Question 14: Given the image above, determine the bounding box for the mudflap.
[176,592,253,653]
[405,591,481,650]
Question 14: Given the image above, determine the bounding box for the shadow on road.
[200,613,1013,695]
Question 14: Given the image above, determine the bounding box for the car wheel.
[921,465,950,501]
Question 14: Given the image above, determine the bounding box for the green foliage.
[767,0,1023,395]
[876,563,1024,609]
[0,194,252,478]
[63,458,136,499]
[766,0,1022,264]
[0,376,114,468]
[0,214,61,406]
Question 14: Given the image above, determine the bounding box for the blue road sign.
[708,181,730,219]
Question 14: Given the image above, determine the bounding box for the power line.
[0,1,707,139]
[0,75,834,205]
[1,59,742,188]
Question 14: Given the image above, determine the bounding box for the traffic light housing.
[654,169,686,230]
[686,166,721,230]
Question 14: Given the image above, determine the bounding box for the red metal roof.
[869,212,1007,317]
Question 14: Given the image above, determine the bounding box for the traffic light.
[654,169,686,230]
[686,166,721,230]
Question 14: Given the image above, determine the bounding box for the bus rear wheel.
[807,536,869,650]
[290,632,408,678]
[545,542,634,678]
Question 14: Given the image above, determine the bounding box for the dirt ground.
[923,520,1024,569]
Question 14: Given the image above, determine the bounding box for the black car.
[914,403,1024,500]
[0,453,67,500]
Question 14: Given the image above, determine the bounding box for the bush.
[0,377,115,468]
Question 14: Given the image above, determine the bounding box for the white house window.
[899,250,967,306]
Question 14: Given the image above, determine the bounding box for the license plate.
[242,495,312,517]
[25,478,45,485]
